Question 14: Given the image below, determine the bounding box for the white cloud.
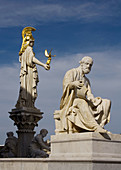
[0,49,121,144]
[0,1,121,27]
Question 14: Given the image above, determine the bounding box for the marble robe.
[59,67,111,132]
[16,46,39,108]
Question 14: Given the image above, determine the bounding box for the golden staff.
[45,49,56,69]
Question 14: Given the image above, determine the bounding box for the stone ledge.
[1,133,121,170]
[50,153,121,162]
[51,132,121,142]
[0,156,121,170]
[50,132,121,162]
[0,156,121,163]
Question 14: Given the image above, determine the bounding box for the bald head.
[80,56,93,65]
[79,56,93,74]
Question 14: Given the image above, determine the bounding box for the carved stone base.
[1,133,121,170]
[50,132,121,162]
[9,107,43,157]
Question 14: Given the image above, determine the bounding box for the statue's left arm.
[86,78,95,101]
[86,78,102,107]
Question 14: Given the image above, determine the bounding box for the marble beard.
[54,56,111,134]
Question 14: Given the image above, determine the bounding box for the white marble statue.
[16,27,49,108]
[54,56,111,134]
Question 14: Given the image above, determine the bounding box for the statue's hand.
[44,64,50,70]
[69,80,84,89]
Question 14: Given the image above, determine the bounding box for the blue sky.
[0,0,121,144]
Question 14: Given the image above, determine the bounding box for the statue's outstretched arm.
[33,57,49,70]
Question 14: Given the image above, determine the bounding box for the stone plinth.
[50,132,121,161]
[9,107,43,157]
[1,132,121,170]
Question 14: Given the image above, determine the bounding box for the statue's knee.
[73,98,82,105]
[73,98,87,107]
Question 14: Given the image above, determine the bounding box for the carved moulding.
[9,107,43,157]
[9,107,43,131]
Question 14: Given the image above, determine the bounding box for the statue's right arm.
[27,46,49,70]
[33,57,47,68]
[63,69,83,91]
[69,81,84,90]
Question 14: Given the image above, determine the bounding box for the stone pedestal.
[49,132,121,169]
[9,107,43,157]
[1,132,121,170]
[50,132,121,161]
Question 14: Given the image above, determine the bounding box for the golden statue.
[16,27,50,108]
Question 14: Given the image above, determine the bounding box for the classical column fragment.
[9,107,43,157]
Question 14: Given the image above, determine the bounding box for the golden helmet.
[19,26,36,56]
